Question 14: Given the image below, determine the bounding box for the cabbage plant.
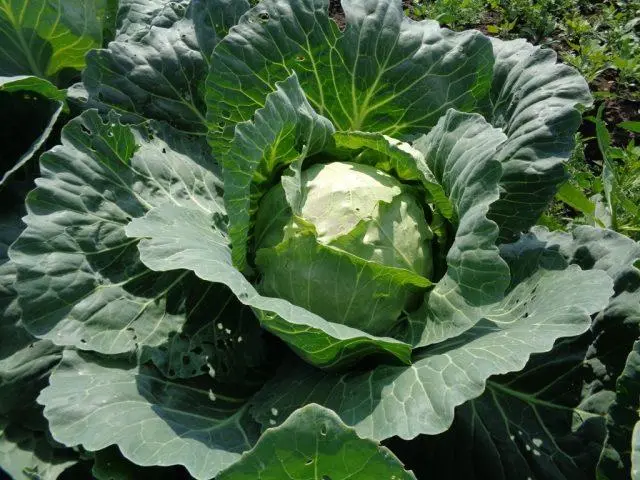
[2,0,640,479]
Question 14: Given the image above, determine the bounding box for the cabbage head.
[2,0,638,479]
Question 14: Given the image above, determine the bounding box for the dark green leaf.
[10,109,224,354]
[83,0,250,132]
[206,0,493,156]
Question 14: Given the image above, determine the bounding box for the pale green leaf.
[217,404,416,480]
[332,131,454,220]
[39,349,259,480]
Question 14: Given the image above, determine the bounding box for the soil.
[328,0,345,29]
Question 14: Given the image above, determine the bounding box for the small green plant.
[550,106,640,239]
[561,38,611,83]
[405,0,485,27]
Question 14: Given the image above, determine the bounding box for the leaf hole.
[80,339,87,343]
[322,476,332,480]
[192,346,203,355]
[320,424,328,436]
[296,55,306,62]
[305,458,314,465]
[80,124,92,136]
[258,12,270,21]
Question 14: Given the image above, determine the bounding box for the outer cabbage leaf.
[0,0,108,77]
[206,0,493,155]
[0,197,62,419]
[410,109,509,346]
[250,258,612,440]
[602,339,640,480]
[223,73,334,272]
[0,76,64,186]
[38,349,260,480]
[483,38,593,240]
[126,203,412,369]
[0,418,77,480]
[83,0,250,133]
[217,403,417,480]
[385,337,607,480]
[634,423,640,480]
[9,109,225,354]
[144,283,267,383]
[510,226,640,479]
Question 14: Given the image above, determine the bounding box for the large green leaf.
[385,336,608,480]
[482,38,593,240]
[217,404,417,480]
[126,203,412,369]
[250,257,612,440]
[634,422,640,480]
[0,76,64,186]
[206,0,493,155]
[0,418,77,480]
[223,73,334,272]
[38,349,259,480]
[144,283,268,383]
[83,0,250,133]
[9,109,224,354]
[524,226,640,479]
[0,0,108,78]
[410,109,509,346]
[0,198,62,418]
[600,339,640,480]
